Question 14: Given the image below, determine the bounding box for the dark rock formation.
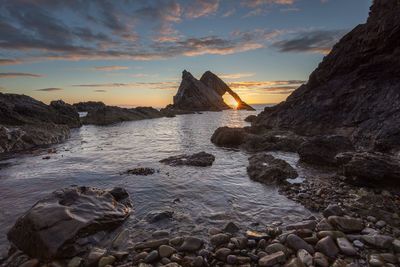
[242,131,306,153]
[74,101,164,125]
[166,70,254,112]
[298,135,354,166]
[253,1,400,152]
[211,127,250,148]
[336,152,400,186]
[160,152,215,167]
[123,167,156,176]
[7,186,132,260]
[244,115,257,123]
[247,153,298,184]
[0,93,80,154]
[200,71,255,111]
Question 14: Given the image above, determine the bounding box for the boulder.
[160,152,215,167]
[247,153,298,184]
[336,152,400,186]
[242,131,306,153]
[7,186,132,260]
[49,100,81,128]
[298,135,354,166]
[252,1,400,152]
[211,127,249,147]
[244,115,257,123]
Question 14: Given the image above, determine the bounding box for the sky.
[0,0,372,107]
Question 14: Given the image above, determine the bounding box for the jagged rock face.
[200,71,255,111]
[254,0,400,152]
[7,186,132,260]
[171,70,254,111]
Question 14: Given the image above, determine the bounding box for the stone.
[179,237,203,252]
[87,248,107,267]
[67,257,82,267]
[160,152,215,167]
[317,231,345,239]
[124,168,155,176]
[211,126,249,147]
[144,250,159,263]
[328,216,364,233]
[169,237,184,247]
[192,256,204,267]
[322,204,345,218]
[215,248,231,261]
[313,252,329,267]
[224,222,240,234]
[316,219,334,231]
[226,255,238,264]
[251,1,400,153]
[286,234,314,254]
[135,238,170,249]
[146,210,174,223]
[20,259,40,267]
[336,152,400,186]
[315,236,339,258]
[159,245,176,258]
[362,234,394,249]
[298,135,354,166]
[245,115,257,123]
[392,239,400,252]
[353,240,364,249]
[336,237,357,256]
[112,229,130,249]
[258,251,286,267]
[284,257,305,267]
[286,220,317,231]
[297,249,313,266]
[98,256,115,267]
[369,254,385,267]
[7,187,131,260]
[376,220,386,228]
[247,153,298,184]
[210,233,230,247]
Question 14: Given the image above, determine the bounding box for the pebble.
[314,252,329,267]
[98,256,115,267]
[226,254,237,264]
[135,238,169,249]
[87,247,106,266]
[362,234,394,249]
[215,248,231,261]
[192,256,204,267]
[144,250,158,263]
[224,222,240,234]
[179,237,203,252]
[352,239,364,248]
[315,236,339,258]
[336,237,357,256]
[258,251,286,267]
[376,220,386,228]
[67,257,82,267]
[322,204,345,218]
[392,239,400,252]
[158,245,176,258]
[20,259,39,267]
[265,243,290,256]
[286,220,317,231]
[328,216,364,233]
[286,234,314,254]
[210,233,230,247]
[297,249,313,266]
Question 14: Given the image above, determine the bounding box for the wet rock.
[328,216,364,233]
[160,152,215,167]
[67,257,82,267]
[146,210,174,223]
[224,222,240,234]
[368,254,385,267]
[7,186,132,260]
[286,234,314,254]
[336,237,357,256]
[135,238,170,250]
[169,237,184,247]
[179,237,203,252]
[215,248,231,261]
[211,126,249,147]
[286,220,317,231]
[322,204,345,218]
[336,152,400,186]
[314,252,329,267]
[124,168,155,176]
[144,250,159,263]
[316,219,334,231]
[244,115,257,123]
[265,243,291,257]
[317,231,345,239]
[315,236,339,258]
[242,130,306,153]
[98,255,115,267]
[247,153,298,184]
[284,257,305,267]
[20,259,40,267]
[258,251,286,266]
[87,247,107,267]
[192,255,204,267]
[376,220,386,228]
[226,254,237,264]
[159,245,176,258]
[297,249,313,266]
[392,239,400,252]
[210,233,230,247]
[362,234,394,249]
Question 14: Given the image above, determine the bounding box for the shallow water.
[0,105,313,253]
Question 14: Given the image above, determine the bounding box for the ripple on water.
[0,106,312,253]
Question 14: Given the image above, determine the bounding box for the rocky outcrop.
[74,101,164,125]
[160,152,215,167]
[298,135,354,166]
[253,1,400,152]
[166,70,254,112]
[211,127,250,148]
[7,186,132,260]
[247,153,298,184]
[200,71,255,111]
[0,93,80,154]
[336,152,400,186]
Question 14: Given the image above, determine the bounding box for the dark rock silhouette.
[7,186,132,260]
[74,101,164,125]
[0,93,80,154]
[167,70,254,112]
[252,0,400,152]
[160,151,215,167]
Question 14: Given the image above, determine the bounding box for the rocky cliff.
[253,0,400,152]
[168,70,254,112]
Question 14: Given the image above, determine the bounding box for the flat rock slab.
[7,186,132,260]
[160,152,215,167]
[124,168,156,176]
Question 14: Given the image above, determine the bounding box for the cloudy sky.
[0,0,371,107]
